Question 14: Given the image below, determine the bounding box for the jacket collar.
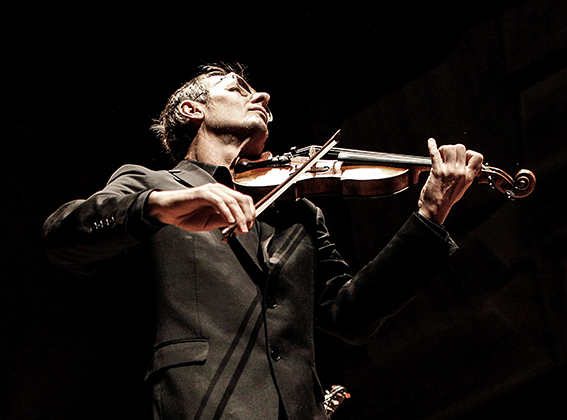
[169,159,233,188]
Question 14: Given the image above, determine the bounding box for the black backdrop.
[2,1,566,419]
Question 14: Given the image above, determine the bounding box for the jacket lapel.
[168,160,217,188]
[227,225,267,287]
[234,223,262,270]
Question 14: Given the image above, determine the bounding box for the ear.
[179,100,205,121]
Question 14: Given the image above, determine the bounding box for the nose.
[252,91,272,122]
[253,91,270,107]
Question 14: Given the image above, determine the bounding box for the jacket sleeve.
[313,207,456,345]
[42,165,165,274]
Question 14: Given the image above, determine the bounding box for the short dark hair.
[151,63,247,163]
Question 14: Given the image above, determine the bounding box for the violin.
[234,130,535,200]
[222,130,536,240]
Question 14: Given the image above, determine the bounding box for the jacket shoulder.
[101,164,183,193]
[108,164,163,183]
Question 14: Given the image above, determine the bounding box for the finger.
[465,150,484,175]
[239,194,256,231]
[187,184,242,228]
[211,188,255,234]
[427,138,443,168]
[440,144,457,166]
[455,144,467,166]
[227,193,255,234]
[204,189,237,225]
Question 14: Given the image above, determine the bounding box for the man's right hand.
[147,184,256,234]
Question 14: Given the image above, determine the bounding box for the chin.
[242,132,268,157]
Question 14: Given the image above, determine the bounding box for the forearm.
[43,190,160,274]
[316,212,455,345]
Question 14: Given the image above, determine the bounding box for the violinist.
[43,63,484,420]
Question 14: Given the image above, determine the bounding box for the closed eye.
[228,85,249,97]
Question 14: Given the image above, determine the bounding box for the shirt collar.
[181,159,234,187]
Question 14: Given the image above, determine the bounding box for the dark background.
[2,1,566,419]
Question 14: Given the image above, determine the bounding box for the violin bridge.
[308,145,319,157]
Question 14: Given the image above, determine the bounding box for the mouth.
[250,106,269,123]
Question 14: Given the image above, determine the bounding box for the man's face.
[201,73,272,155]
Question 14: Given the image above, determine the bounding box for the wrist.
[417,204,446,226]
[146,190,167,225]
[125,190,167,240]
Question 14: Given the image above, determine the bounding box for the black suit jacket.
[43,160,455,420]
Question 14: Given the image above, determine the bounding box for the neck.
[185,132,249,175]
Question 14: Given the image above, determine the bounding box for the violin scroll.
[324,385,351,417]
[477,165,536,200]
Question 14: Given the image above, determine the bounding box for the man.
[43,64,483,419]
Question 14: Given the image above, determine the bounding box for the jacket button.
[270,349,281,362]
[266,296,277,309]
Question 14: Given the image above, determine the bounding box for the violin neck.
[338,149,431,168]
[298,146,432,168]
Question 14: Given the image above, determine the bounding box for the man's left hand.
[418,138,484,225]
